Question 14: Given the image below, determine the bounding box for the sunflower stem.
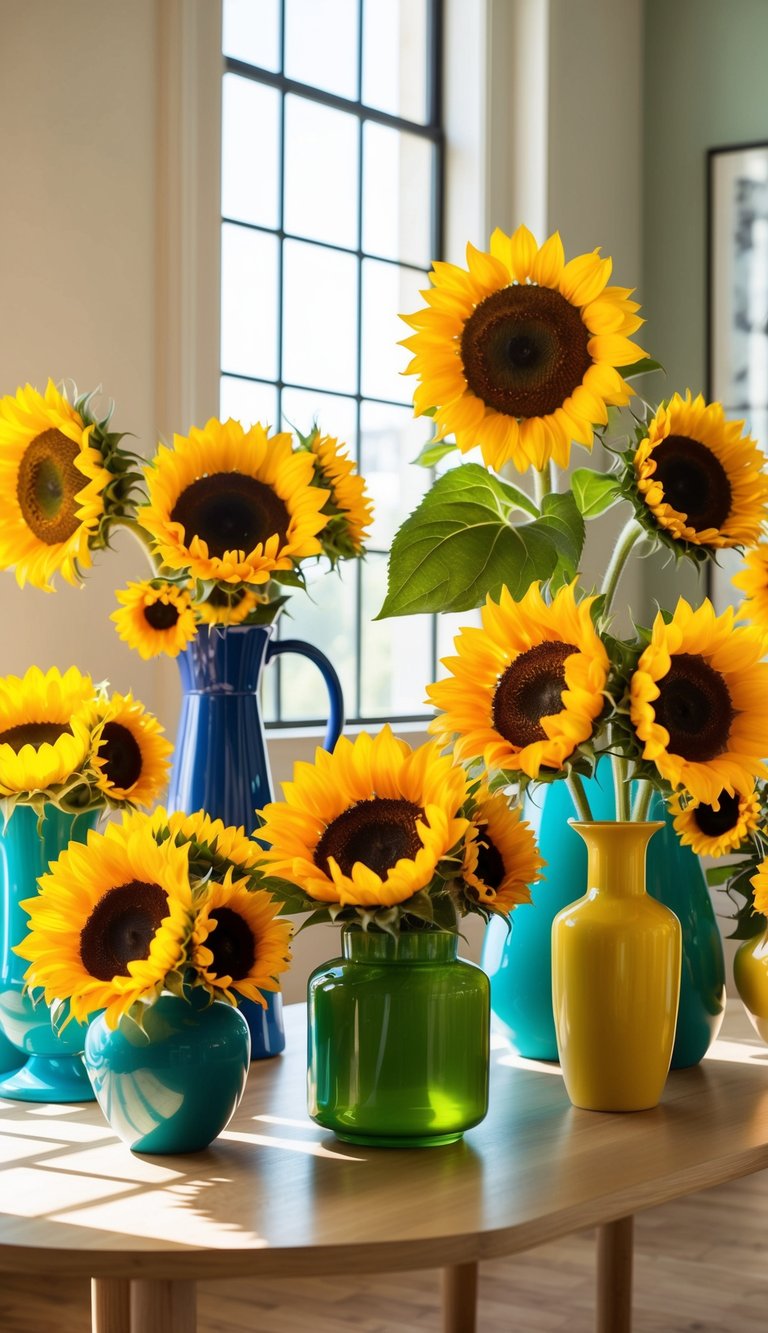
[115,517,158,576]
[612,753,631,822]
[601,518,643,618]
[533,465,553,508]
[631,779,655,823]
[567,773,593,822]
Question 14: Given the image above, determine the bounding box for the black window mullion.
[274,0,287,721]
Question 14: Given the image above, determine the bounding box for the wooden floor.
[1,1173,767,1332]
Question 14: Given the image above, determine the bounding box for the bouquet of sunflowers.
[0,381,372,654]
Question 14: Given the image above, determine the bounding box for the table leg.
[91,1279,130,1333]
[442,1262,478,1333]
[596,1215,633,1333]
[130,1279,196,1333]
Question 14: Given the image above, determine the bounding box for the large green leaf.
[571,468,622,518]
[376,465,575,618]
[411,438,459,468]
[537,491,585,583]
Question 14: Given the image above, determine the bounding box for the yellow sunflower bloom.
[308,432,373,555]
[138,418,329,585]
[427,582,609,779]
[191,871,292,1007]
[462,790,543,913]
[15,819,195,1028]
[0,665,93,796]
[0,381,111,590]
[194,587,266,625]
[629,599,768,805]
[257,726,470,909]
[401,224,646,473]
[669,781,760,858]
[751,858,768,917]
[89,692,173,808]
[733,545,768,627]
[141,806,263,882]
[111,580,198,659]
[634,393,768,549]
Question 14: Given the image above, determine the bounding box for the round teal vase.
[83,990,250,1154]
[481,769,725,1068]
[308,928,490,1147]
[0,804,98,1101]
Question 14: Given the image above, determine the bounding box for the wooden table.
[1,1004,767,1333]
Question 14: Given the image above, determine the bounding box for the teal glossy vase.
[0,804,98,1101]
[83,989,250,1154]
[308,928,490,1147]
[481,769,725,1069]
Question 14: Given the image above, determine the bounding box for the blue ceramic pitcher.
[167,623,344,1058]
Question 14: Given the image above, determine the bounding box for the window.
[220,0,450,728]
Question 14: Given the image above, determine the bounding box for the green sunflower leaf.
[376,464,556,618]
[536,491,585,583]
[411,438,459,468]
[621,358,664,380]
[571,468,623,519]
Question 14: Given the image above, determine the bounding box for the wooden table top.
[0,1003,767,1282]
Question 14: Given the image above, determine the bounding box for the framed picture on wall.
[708,140,768,608]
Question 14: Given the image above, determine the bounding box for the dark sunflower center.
[0,721,69,751]
[16,429,84,545]
[170,473,290,559]
[693,790,741,837]
[492,641,577,748]
[474,832,506,892]
[80,881,168,980]
[205,906,256,980]
[460,285,592,418]
[143,599,180,631]
[98,721,143,790]
[653,653,735,762]
[314,798,425,879]
[652,435,732,531]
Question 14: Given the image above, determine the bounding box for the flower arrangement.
[15,808,293,1030]
[0,382,372,653]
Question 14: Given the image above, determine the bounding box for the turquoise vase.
[308,928,490,1147]
[168,623,344,1061]
[481,767,725,1068]
[83,989,250,1154]
[0,804,98,1101]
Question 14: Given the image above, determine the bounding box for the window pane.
[363,123,433,267]
[362,0,429,123]
[221,225,279,379]
[284,96,359,249]
[281,388,358,450]
[359,402,431,547]
[361,261,426,403]
[277,564,358,722]
[220,376,278,431]
[283,240,358,393]
[360,555,431,716]
[223,0,281,72]
[222,75,280,229]
[284,0,359,100]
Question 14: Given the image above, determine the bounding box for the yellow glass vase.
[552,821,682,1112]
[733,929,768,1042]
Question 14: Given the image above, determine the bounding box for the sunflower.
[111,580,198,659]
[144,807,263,885]
[633,393,768,551]
[427,582,609,780]
[669,781,760,858]
[733,545,768,627]
[0,665,94,796]
[751,858,768,917]
[400,224,645,473]
[89,692,173,807]
[461,790,542,913]
[0,381,113,590]
[138,418,329,586]
[193,586,266,625]
[257,726,469,909]
[191,871,292,1006]
[629,599,768,805]
[15,819,195,1028]
[306,431,373,556]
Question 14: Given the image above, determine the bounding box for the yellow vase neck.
[570,820,664,897]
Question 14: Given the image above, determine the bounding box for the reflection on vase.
[553,821,681,1112]
[0,805,98,1101]
[308,927,490,1147]
[168,623,344,1059]
[84,989,250,1153]
[733,927,768,1043]
[481,764,725,1067]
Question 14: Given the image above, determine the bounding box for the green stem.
[631,780,655,823]
[115,517,158,577]
[533,464,553,508]
[567,773,593,822]
[600,518,643,618]
[612,753,631,822]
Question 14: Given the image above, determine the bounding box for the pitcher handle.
[266,638,345,752]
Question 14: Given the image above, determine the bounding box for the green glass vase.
[307,927,490,1148]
